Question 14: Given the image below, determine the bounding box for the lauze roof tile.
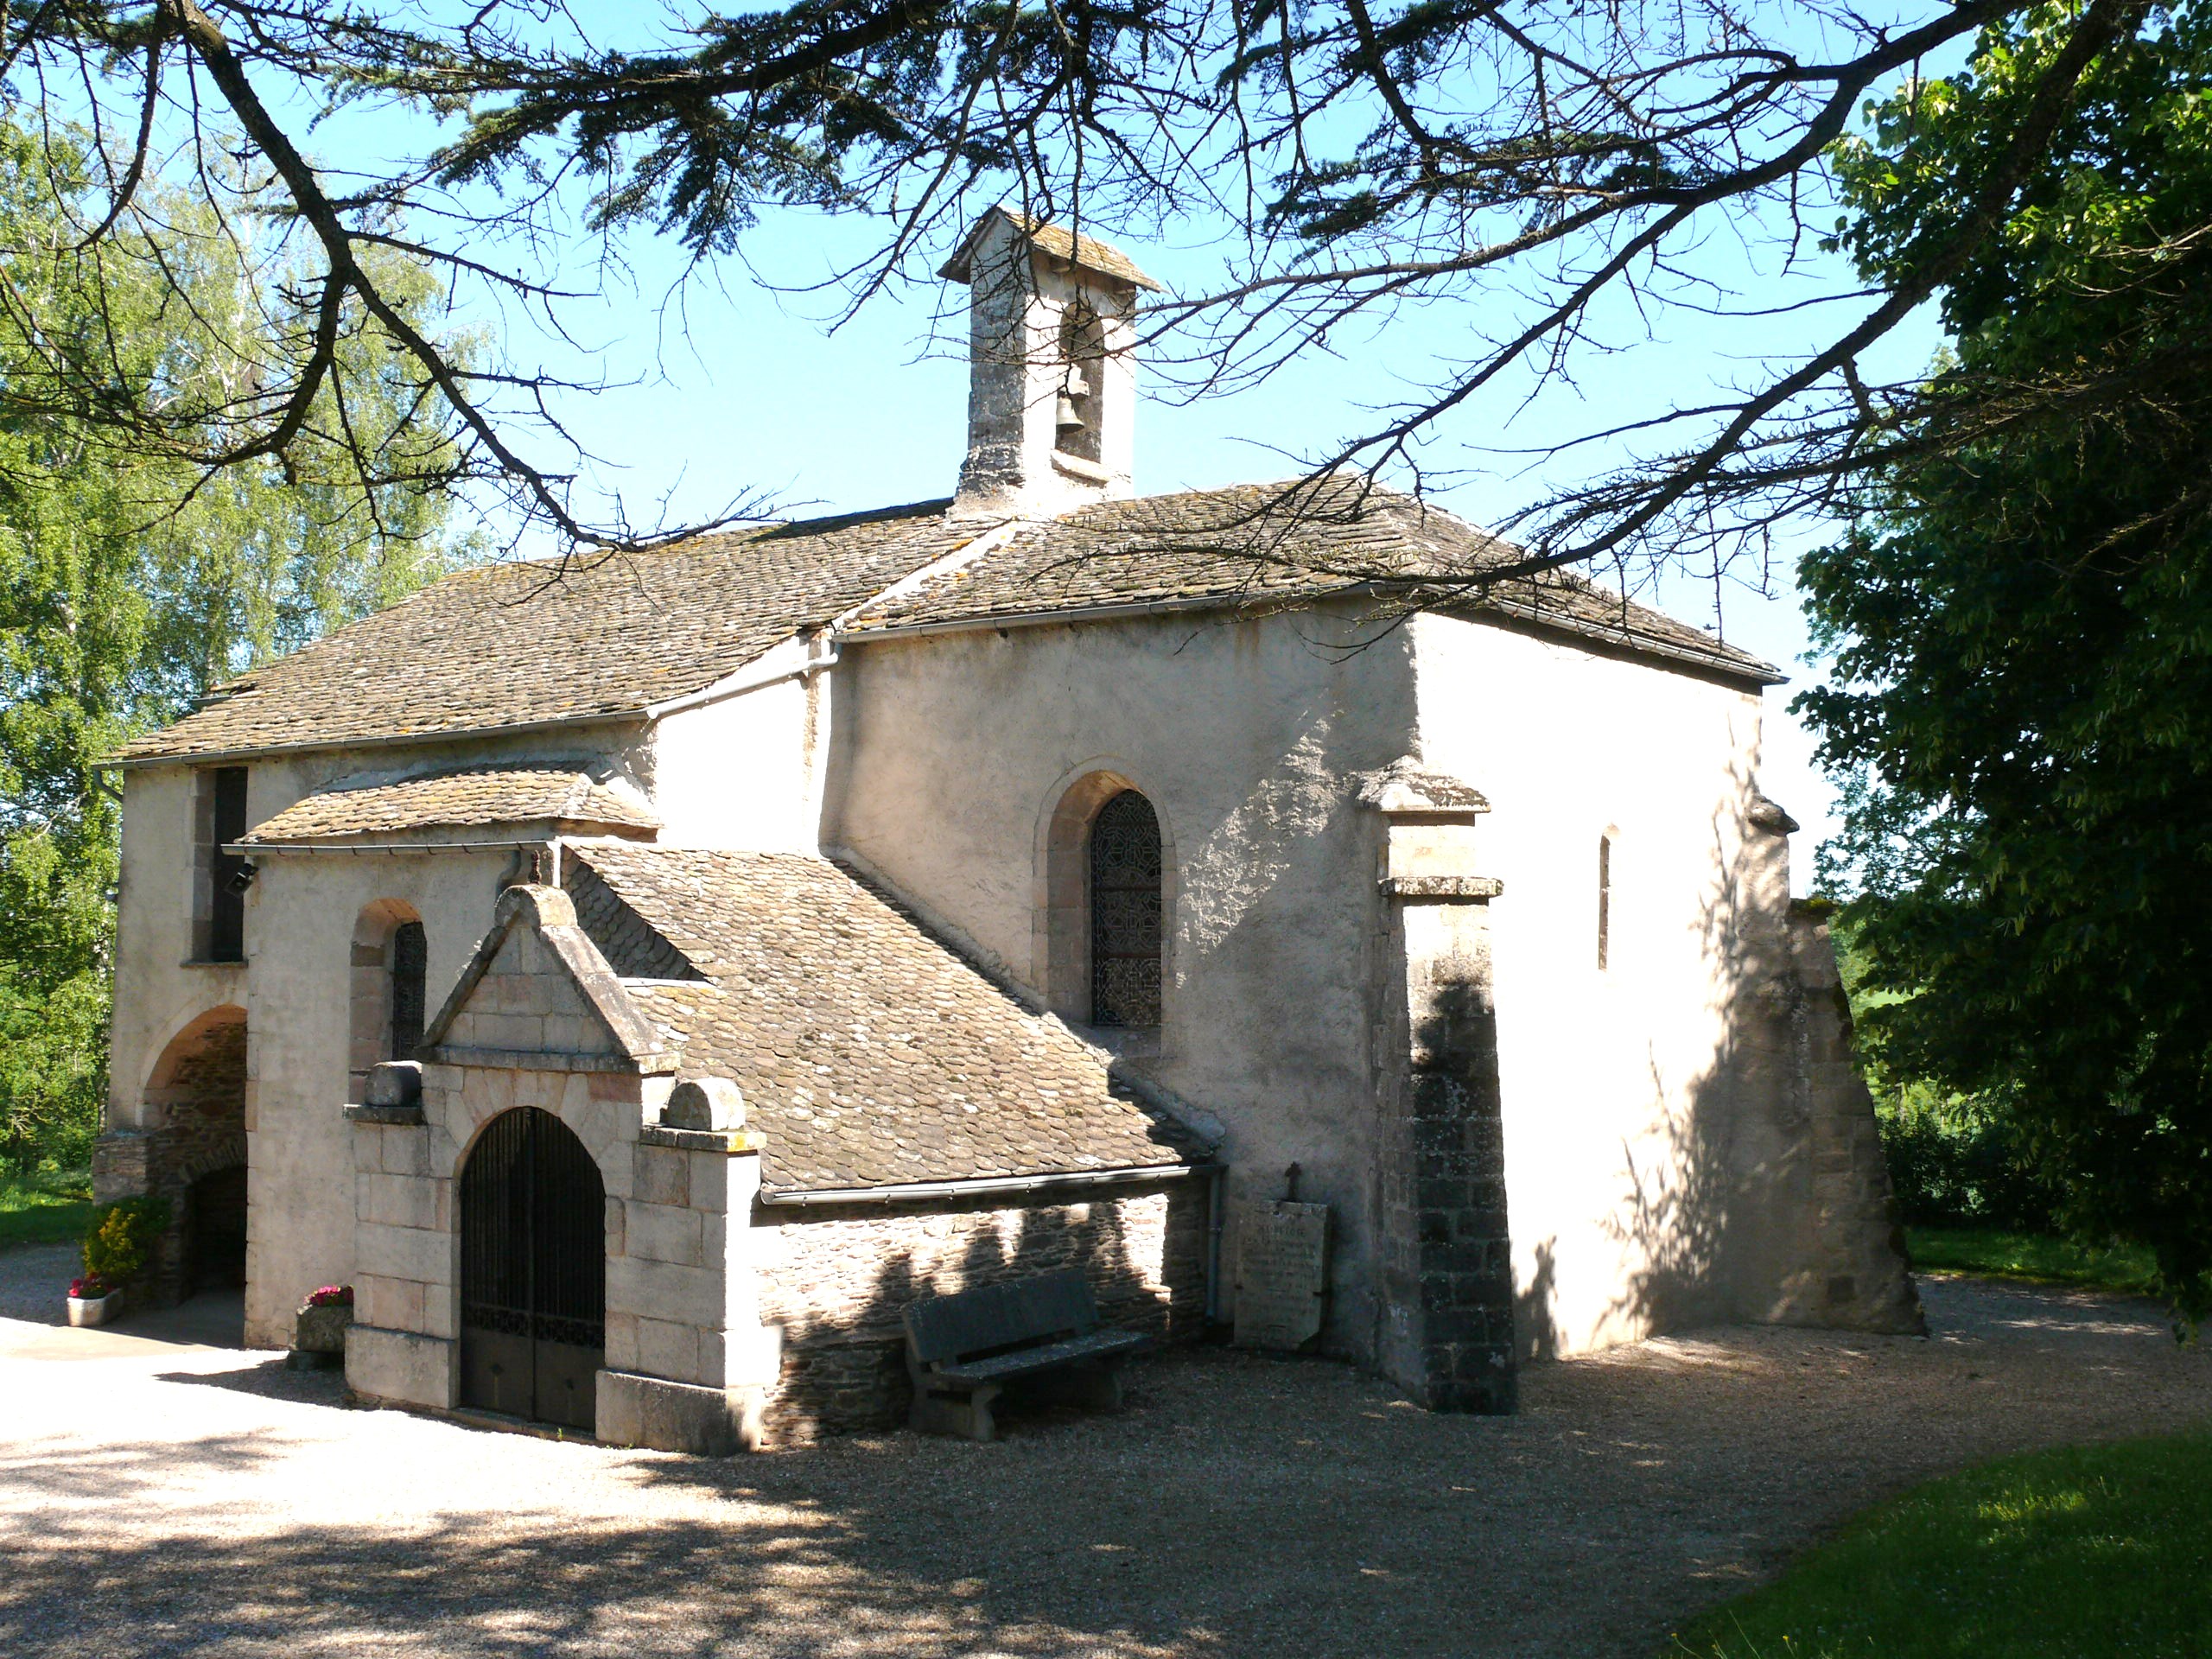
[239,765,658,843]
[119,480,1774,767]
[568,842,1208,1194]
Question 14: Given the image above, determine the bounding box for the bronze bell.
[1055,391,1084,430]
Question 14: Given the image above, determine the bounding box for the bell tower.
[942,207,1159,517]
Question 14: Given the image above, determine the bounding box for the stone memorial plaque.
[1234,1199,1330,1351]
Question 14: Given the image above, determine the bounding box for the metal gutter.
[640,635,830,720]
[222,838,556,857]
[759,1161,1212,1208]
[1476,595,1786,686]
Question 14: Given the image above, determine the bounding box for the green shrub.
[81,1194,169,1285]
[1877,1083,2057,1231]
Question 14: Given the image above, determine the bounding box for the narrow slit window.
[201,766,249,963]
[390,920,428,1061]
[1597,834,1612,972]
[1090,790,1162,1027]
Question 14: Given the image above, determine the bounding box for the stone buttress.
[1363,762,1517,1413]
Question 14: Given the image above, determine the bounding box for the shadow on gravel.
[2,1282,2203,1659]
[0,1430,294,1508]
[0,1510,1187,1659]
[155,1357,351,1408]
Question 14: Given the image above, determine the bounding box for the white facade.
[99,215,1916,1442]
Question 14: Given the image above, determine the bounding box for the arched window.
[390,920,427,1061]
[1090,790,1162,1027]
[350,899,423,1100]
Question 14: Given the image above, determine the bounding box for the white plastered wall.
[820,606,1420,1355]
[1408,613,1780,1356]
[647,669,825,852]
[109,727,652,1348]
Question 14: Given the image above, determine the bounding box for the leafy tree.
[0,120,473,1172]
[0,0,2165,579]
[1832,911,2056,1234]
[1801,4,2212,1316]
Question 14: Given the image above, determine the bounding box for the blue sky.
[451,204,1936,887]
[268,26,1950,886]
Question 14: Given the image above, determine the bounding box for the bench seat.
[925,1326,1149,1387]
[904,1269,1151,1440]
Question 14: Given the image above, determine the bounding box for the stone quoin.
[97,211,1918,1452]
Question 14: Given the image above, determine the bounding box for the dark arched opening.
[458,1106,606,1431]
[350,899,424,1099]
[1089,789,1163,1027]
[184,1164,249,1294]
[130,1005,249,1308]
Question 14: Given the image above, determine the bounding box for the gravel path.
[3,1244,2207,1659]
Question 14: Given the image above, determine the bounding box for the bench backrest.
[904,1269,1103,1365]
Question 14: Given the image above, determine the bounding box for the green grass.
[0,1166,95,1251]
[1669,1430,2212,1657]
[1906,1225,2160,1297]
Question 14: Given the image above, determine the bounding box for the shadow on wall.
[763,1184,1208,1443]
[1515,1238,1559,1362]
[1516,747,1917,1354]
[1580,769,1780,1344]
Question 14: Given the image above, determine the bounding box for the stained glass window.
[391,919,428,1060]
[1090,790,1162,1027]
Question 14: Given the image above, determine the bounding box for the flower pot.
[66,1291,121,1328]
[294,1302,353,1356]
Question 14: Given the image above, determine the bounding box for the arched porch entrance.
[134,1006,250,1303]
[458,1107,606,1431]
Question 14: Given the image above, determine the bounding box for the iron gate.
[459,1107,605,1431]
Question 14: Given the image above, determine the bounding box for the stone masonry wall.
[756,1182,1209,1441]
[1372,892,1517,1414]
[1771,904,1923,1332]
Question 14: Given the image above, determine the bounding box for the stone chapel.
[96,208,1918,1452]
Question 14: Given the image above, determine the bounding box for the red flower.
[68,1275,112,1300]
[302,1285,354,1309]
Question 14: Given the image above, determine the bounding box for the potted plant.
[291,1284,354,1369]
[66,1274,120,1327]
[67,1195,169,1326]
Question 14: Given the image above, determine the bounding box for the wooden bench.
[903,1270,1151,1440]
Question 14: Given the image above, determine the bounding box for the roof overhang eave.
[759,1159,1216,1208]
[849,587,1783,684]
[107,708,654,772]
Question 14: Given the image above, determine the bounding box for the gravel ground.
[3,1243,2208,1659]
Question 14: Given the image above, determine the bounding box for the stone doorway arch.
[133,1005,249,1303]
[457,1106,606,1432]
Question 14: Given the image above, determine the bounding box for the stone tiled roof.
[847,478,1782,683]
[568,842,1207,1194]
[941,207,1164,291]
[561,856,702,981]
[117,501,973,763]
[238,765,658,844]
[118,479,1774,770]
